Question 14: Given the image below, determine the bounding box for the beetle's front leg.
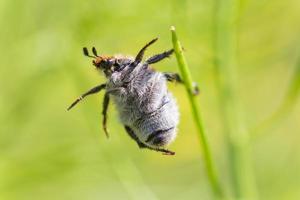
[67,83,106,110]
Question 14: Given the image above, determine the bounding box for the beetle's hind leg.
[124,126,175,155]
[124,126,147,148]
[151,147,175,155]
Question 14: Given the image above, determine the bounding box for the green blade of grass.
[252,56,300,138]
[212,0,257,198]
[170,26,224,199]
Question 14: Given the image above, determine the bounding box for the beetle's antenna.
[92,47,98,57]
[83,47,96,58]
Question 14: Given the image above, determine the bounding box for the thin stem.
[171,26,224,199]
[251,56,300,138]
[212,0,257,198]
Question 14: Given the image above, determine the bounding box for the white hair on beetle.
[68,38,184,155]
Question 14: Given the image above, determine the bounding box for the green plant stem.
[171,26,224,199]
[251,57,300,138]
[212,0,257,198]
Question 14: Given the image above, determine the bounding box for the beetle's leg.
[124,126,147,148]
[146,49,174,64]
[155,148,175,155]
[146,145,175,155]
[124,126,175,155]
[102,92,110,138]
[67,84,106,110]
[192,82,200,95]
[131,38,158,67]
[164,72,199,95]
[163,72,183,83]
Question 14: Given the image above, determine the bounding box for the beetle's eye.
[104,60,113,67]
[101,60,113,68]
[113,60,122,71]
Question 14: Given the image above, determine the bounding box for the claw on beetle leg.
[192,82,200,96]
[162,150,175,156]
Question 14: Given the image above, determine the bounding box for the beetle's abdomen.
[111,70,179,148]
[131,92,179,148]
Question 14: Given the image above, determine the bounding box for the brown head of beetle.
[83,47,129,77]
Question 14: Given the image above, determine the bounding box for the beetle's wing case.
[108,64,179,148]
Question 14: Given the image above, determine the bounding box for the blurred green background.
[0,0,299,199]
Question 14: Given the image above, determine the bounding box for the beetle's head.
[83,47,125,77]
[83,47,131,77]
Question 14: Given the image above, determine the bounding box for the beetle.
[68,38,198,155]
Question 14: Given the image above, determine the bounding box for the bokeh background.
[0,0,299,199]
